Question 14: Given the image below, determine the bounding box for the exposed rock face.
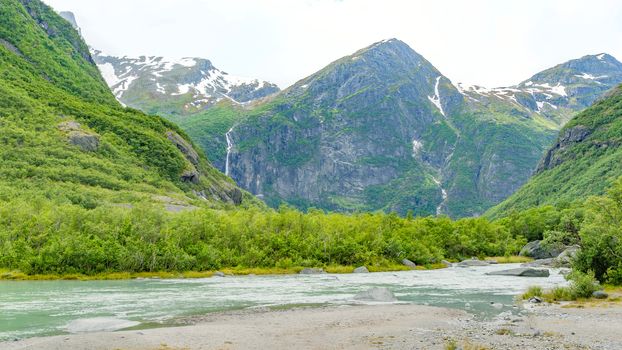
[486,268,550,277]
[58,121,99,152]
[58,11,80,35]
[401,259,417,269]
[537,126,592,172]
[0,38,23,57]
[522,258,555,268]
[553,245,580,267]
[180,169,200,184]
[222,41,622,217]
[167,131,200,166]
[299,268,325,275]
[457,259,490,267]
[519,241,565,260]
[353,287,397,302]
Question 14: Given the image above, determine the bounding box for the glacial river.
[0,264,567,341]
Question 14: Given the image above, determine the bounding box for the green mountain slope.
[0,0,251,209]
[202,40,561,217]
[488,85,622,217]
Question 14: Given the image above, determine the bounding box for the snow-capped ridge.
[92,50,279,106]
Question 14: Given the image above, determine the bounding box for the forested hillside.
[0,0,252,210]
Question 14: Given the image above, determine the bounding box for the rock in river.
[457,258,490,267]
[299,268,325,275]
[486,268,550,277]
[353,287,397,302]
[592,291,608,299]
[519,240,565,259]
[353,266,369,273]
[66,317,140,333]
[401,259,417,269]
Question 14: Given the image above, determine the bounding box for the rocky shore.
[3,297,622,350]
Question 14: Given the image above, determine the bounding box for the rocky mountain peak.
[522,53,622,86]
[58,10,82,36]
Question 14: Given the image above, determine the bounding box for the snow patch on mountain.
[574,72,608,80]
[428,76,445,116]
[92,50,279,105]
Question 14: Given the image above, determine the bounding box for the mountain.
[198,39,543,216]
[0,0,252,210]
[91,51,280,115]
[458,53,622,126]
[196,40,622,217]
[488,84,622,217]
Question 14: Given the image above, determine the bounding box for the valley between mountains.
[92,32,622,218]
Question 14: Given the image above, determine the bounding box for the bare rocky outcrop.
[0,38,23,57]
[58,121,99,152]
[486,268,550,277]
[519,240,565,259]
[166,131,200,166]
[353,287,397,302]
[536,125,591,172]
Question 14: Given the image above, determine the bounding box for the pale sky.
[43,0,622,89]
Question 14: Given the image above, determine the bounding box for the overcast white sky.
[43,0,622,88]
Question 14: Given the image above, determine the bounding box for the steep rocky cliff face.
[220,41,622,217]
[221,40,561,216]
[229,39,462,214]
[488,85,622,217]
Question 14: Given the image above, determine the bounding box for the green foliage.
[496,205,583,242]
[573,178,622,283]
[490,85,622,217]
[522,272,599,302]
[567,270,600,299]
[0,200,524,275]
[0,0,247,210]
[521,285,543,299]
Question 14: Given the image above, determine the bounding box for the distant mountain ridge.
[488,84,622,217]
[91,51,280,114]
[458,53,622,125]
[212,40,622,217]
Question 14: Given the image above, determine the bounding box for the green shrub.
[568,270,600,299]
[521,285,543,299]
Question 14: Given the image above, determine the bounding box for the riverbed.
[0,263,567,341]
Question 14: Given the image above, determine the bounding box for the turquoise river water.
[0,263,567,341]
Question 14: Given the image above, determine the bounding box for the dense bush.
[0,200,524,275]
[573,178,622,283]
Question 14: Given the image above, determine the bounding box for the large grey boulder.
[353,287,397,302]
[521,258,554,268]
[66,317,139,333]
[592,291,608,299]
[353,266,369,273]
[457,258,490,267]
[486,268,550,277]
[519,240,565,259]
[401,259,417,269]
[299,268,325,275]
[553,245,580,267]
[59,121,99,152]
[180,169,200,184]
